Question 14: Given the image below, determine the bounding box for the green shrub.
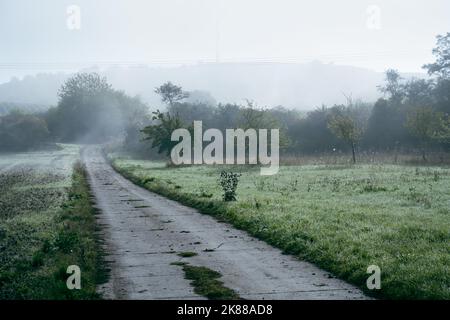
[218,171,241,201]
[0,111,50,152]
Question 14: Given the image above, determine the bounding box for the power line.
[0,49,415,70]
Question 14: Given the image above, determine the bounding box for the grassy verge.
[171,262,240,300]
[111,159,450,300]
[0,162,107,299]
[178,251,198,258]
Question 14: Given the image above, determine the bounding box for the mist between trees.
[1,34,449,163]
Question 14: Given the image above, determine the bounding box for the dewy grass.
[0,148,107,299]
[112,158,450,300]
[172,262,240,300]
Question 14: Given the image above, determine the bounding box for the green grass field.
[112,158,450,299]
[0,145,106,299]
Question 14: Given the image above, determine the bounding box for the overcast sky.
[1,0,449,83]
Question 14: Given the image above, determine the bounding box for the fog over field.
[1,0,449,109]
[0,63,426,109]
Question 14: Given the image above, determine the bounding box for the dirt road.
[82,145,368,300]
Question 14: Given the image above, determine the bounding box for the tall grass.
[0,163,107,299]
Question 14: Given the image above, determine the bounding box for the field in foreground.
[112,158,450,299]
[0,145,105,299]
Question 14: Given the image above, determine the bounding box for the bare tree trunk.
[422,148,427,162]
[351,142,356,164]
[394,141,399,164]
[421,141,427,162]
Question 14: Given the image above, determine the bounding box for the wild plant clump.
[218,171,241,202]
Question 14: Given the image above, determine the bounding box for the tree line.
[0,33,449,162]
[0,73,149,152]
[142,33,450,163]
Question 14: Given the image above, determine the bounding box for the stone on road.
[82,145,368,300]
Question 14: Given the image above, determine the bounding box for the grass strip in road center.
[171,262,240,300]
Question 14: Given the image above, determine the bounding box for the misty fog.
[1,0,449,111]
[0,62,418,109]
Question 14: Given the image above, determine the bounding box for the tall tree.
[405,106,445,161]
[424,33,450,79]
[364,98,403,150]
[403,78,434,108]
[155,82,189,107]
[49,73,114,141]
[48,73,148,143]
[424,33,450,114]
[58,73,111,102]
[328,106,366,163]
[238,100,289,148]
[377,69,404,103]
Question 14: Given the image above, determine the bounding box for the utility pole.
[215,0,221,63]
